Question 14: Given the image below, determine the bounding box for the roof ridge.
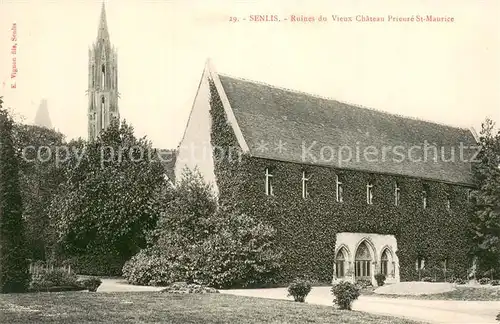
[218,73,470,132]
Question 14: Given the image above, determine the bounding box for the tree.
[123,168,282,288]
[48,120,171,275]
[0,97,30,292]
[12,124,66,261]
[471,118,500,276]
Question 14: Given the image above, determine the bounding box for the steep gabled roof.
[209,66,477,186]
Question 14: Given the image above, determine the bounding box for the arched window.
[380,249,389,276]
[355,242,371,279]
[336,248,347,278]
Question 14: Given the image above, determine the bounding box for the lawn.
[363,286,500,301]
[0,291,423,324]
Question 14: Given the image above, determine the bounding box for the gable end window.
[265,168,274,196]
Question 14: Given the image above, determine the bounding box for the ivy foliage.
[0,97,30,293]
[470,118,500,276]
[208,79,474,284]
[123,168,282,288]
[48,120,171,275]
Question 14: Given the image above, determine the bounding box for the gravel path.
[374,282,455,295]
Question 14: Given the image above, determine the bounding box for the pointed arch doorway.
[355,241,372,280]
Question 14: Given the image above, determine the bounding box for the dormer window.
[366,181,373,205]
[302,170,309,199]
[265,168,273,196]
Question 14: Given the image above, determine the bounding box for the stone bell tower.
[87,2,119,140]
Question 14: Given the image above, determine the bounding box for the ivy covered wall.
[209,79,474,284]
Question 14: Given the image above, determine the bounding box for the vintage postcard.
[0,1,499,323]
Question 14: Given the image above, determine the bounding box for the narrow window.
[336,175,343,203]
[416,256,425,270]
[91,64,95,87]
[101,97,105,128]
[446,194,451,210]
[335,248,346,278]
[101,64,105,88]
[265,168,273,196]
[422,184,429,209]
[380,249,389,276]
[394,182,401,206]
[302,170,309,199]
[467,189,472,203]
[366,181,373,205]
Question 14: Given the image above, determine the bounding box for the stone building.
[176,60,478,285]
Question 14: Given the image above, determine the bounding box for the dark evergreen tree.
[12,124,66,261]
[471,118,500,277]
[48,120,171,275]
[0,97,30,292]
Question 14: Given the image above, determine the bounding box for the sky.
[0,0,499,149]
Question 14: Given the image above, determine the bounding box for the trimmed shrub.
[374,273,386,286]
[331,281,360,310]
[491,279,500,286]
[454,278,467,285]
[479,277,491,285]
[287,278,312,302]
[421,277,435,282]
[77,277,102,292]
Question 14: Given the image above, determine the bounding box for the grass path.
[0,291,424,324]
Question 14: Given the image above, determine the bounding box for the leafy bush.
[374,273,386,286]
[62,252,126,277]
[287,278,312,302]
[122,249,183,286]
[30,268,79,291]
[454,278,467,285]
[77,277,102,292]
[124,170,282,289]
[479,277,491,285]
[331,281,361,310]
[421,277,435,282]
[491,279,500,286]
[161,282,218,294]
[356,279,372,289]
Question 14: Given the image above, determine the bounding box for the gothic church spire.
[87,2,119,141]
[97,2,109,41]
